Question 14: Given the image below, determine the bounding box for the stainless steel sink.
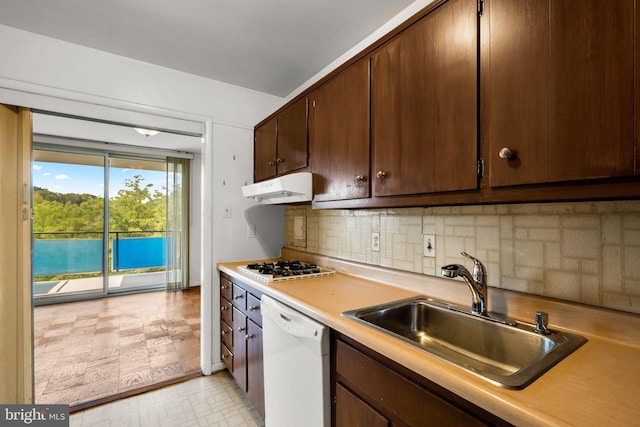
[342,296,586,389]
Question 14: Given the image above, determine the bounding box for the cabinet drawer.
[221,343,233,373]
[220,276,233,301]
[336,382,389,427]
[246,293,262,327]
[221,320,233,350]
[232,284,247,310]
[221,298,233,325]
[336,339,487,426]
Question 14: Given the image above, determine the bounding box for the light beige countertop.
[217,249,640,426]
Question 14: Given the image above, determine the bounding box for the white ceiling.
[0,0,416,97]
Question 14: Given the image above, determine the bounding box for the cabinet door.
[310,59,370,201]
[277,97,308,175]
[232,308,248,391]
[336,382,389,427]
[487,0,635,187]
[548,0,634,181]
[246,320,265,419]
[371,0,478,197]
[254,117,277,182]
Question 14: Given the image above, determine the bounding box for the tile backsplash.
[285,201,640,315]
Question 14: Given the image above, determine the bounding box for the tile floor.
[34,287,201,408]
[69,371,265,427]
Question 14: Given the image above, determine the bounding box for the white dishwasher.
[261,295,330,427]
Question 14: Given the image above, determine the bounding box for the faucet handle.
[461,252,486,281]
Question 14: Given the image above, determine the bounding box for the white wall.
[0,23,286,374]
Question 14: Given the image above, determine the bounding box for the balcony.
[33,230,172,297]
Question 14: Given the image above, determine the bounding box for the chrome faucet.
[441,252,488,316]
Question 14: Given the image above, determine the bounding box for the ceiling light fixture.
[134,127,160,137]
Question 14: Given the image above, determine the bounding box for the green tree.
[109,175,165,233]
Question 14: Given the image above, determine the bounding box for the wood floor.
[34,287,201,409]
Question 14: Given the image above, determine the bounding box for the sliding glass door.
[32,149,106,297]
[32,145,183,303]
[108,156,167,293]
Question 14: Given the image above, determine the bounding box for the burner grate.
[238,260,335,283]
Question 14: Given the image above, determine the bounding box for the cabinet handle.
[376,170,386,179]
[248,305,260,311]
[234,294,244,300]
[245,334,254,341]
[499,147,514,159]
[221,285,229,290]
[268,161,276,166]
[221,306,229,312]
[354,175,365,182]
[276,158,284,163]
[238,326,246,332]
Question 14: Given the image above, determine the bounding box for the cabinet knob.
[221,285,229,290]
[354,175,365,183]
[238,326,246,332]
[376,171,386,179]
[221,354,227,359]
[245,334,254,341]
[221,330,227,336]
[498,147,514,159]
[234,294,244,300]
[276,158,284,163]
[248,305,260,311]
[268,161,276,166]
[220,306,228,312]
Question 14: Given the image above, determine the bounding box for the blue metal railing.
[33,230,168,276]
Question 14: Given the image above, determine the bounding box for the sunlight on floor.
[34,288,201,407]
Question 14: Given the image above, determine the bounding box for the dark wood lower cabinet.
[336,382,390,427]
[246,319,264,418]
[332,333,512,427]
[220,272,265,419]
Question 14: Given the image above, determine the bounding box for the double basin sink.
[343,296,586,389]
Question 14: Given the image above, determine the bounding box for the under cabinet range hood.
[242,172,312,204]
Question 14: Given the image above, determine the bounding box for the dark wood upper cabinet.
[253,97,308,182]
[255,0,640,208]
[486,0,635,187]
[276,97,308,175]
[310,59,370,202]
[254,117,277,182]
[371,0,478,197]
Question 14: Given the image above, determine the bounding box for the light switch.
[423,234,435,257]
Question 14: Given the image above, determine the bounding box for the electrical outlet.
[372,232,380,252]
[423,234,435,257]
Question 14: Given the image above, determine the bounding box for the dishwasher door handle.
[280,313,292,322]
